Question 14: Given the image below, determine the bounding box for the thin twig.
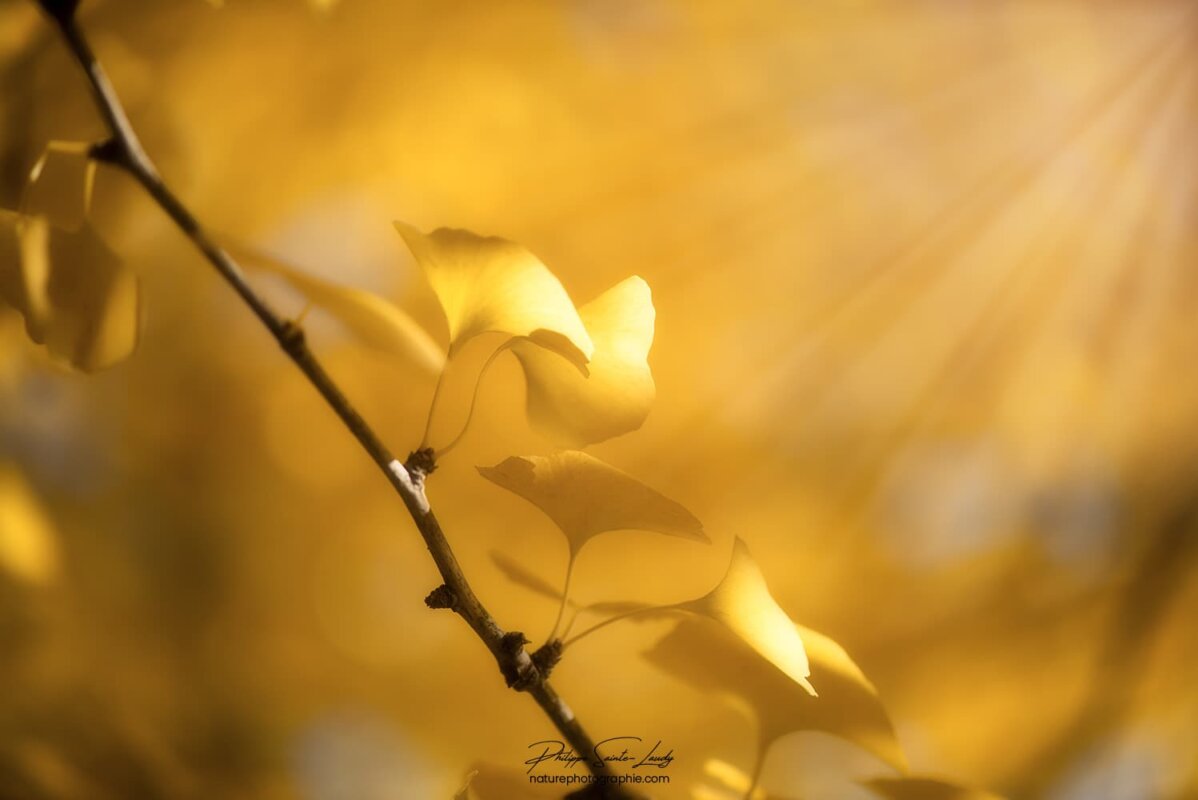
[41,7,632,797]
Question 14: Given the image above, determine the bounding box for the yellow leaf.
[679,538,817,697]
[24,220,139,371]
[0,210,46,328]
[477,450,706,558]
[14,215,53,340]
[242,250,444,374]
[645,614,906,772]
[512,275,655,447]
[0,467,59,586]
[863,777,1005,800]
[24,141,95,232]
[393,221,592,368]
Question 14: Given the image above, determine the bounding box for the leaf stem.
[43,9,632,796]
[562,603,684,649]
[547,551,577,642]
[435,340,513,458]
[744,746,766,800]
[419,361,450,448]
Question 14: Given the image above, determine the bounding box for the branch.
[41,7,634,797]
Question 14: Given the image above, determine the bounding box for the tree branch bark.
[41,7,633,797]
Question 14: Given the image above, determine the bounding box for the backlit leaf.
[477,450,706,558]
[512,275,655,447]
[864,777,1005,800]
[23,141,95,232]
[10,217,139,371]
[394,221,592,368]
[243,250,444,373]
[645,615,906,772]
[679,538,817,697]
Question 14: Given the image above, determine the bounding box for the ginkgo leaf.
[393,221,592,369]
[678,538,816,697]
[863,777,1005,800]
[0,466,59,586]
[477,450,706,558]
[512,275,655,447]
[23,141,95,232]
[13,218,139,371]
[241,249,444,373]
[644,616,906,773]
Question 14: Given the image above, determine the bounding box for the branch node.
[89,138,126,166]
[500,631,539,691]
[424,584,457,611]
[531,639,564,679]
[405,447,438,480]
[278,319,306,354]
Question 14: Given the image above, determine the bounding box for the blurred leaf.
[513,275,655,447]
[863,777,1005,800]
[489,551,571,604]
[23,141,95,233]
[1,211,139,371]
[237,246,444,373]
[478,450,706,559]
[489,550,658,616]
[394,221,592,368]
[39,224,139,371]
[645,614,906,771]
[0,466,59,586]
[678,538,817,697]
[694,759,770,800]
[0,210,44,326]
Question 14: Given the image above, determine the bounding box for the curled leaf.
[394,222,592,368]
[864,777,1005,800]
[239,248,444,373]
[513,275,655,447]
[1,211,139,371]
[679,538,816,697]
[478,450,706,558]
[645,616,906,773]
[24,141,95,232]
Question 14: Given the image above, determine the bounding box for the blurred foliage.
[3,0,1198,798]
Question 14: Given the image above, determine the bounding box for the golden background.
[2,0,1197,798]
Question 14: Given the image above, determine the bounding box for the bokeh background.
[3,0,1197,798]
